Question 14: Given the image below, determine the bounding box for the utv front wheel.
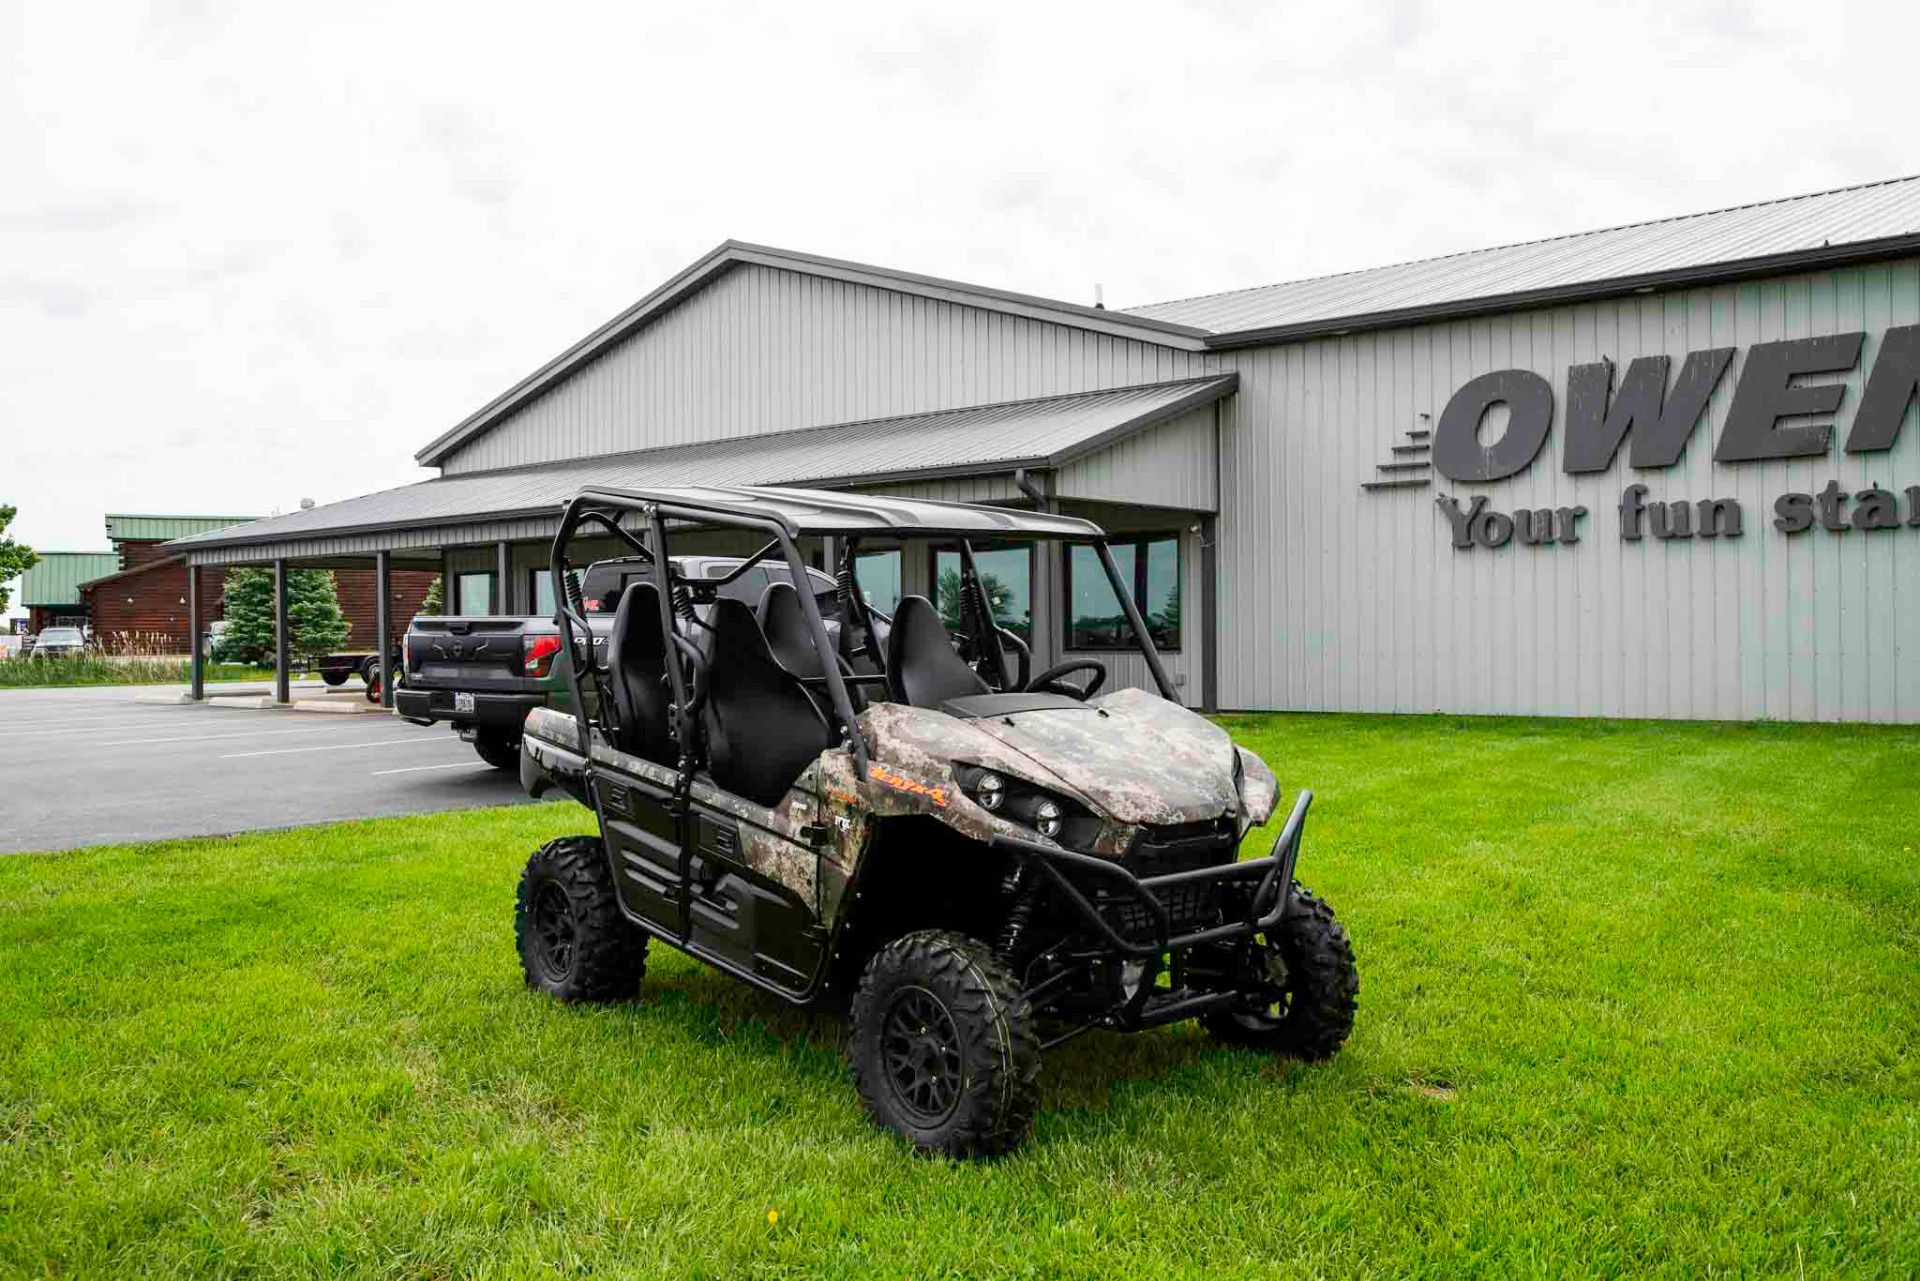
[474,726,521,770]
[1202,884,1358,1060]
[850,930,1039,1158]
[515,836,647,1002]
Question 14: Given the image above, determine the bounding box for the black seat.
[758,580,826,678]
[886,594,989,709]
[701,598,834,807]
[607,582,675,764]
[759,580,866,714]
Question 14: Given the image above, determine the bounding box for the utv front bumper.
[989,789,1312,961]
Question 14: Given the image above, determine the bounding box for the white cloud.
[2,0,1915,609]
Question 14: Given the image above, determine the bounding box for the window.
[530,569,556,618]
[454,571,495,616]
[933,545,1031,642]
[1065,536,1180,651]
[855,550,902,615]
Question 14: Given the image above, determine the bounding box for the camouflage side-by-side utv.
[515,485,1358,1157]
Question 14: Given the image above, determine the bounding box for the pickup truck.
[314,646,401,687]
[396,555,842,769]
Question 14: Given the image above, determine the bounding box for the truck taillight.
[522,633,563,678]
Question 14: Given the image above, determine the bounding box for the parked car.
[396,554,840,769]
[511,485,1357,1158]
[30,626,87,659]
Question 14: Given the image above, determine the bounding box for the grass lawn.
[1,715,1915,1278]
[0,658,293,688]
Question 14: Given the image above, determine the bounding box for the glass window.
[1065,536,1181,651]
[455,571,495,616]
[933,545,1031,642]
[531,570,555,618]
[855,550,902,615]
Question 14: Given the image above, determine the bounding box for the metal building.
[170,176,1920,722]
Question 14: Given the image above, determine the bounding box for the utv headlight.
[954,765,1092,848]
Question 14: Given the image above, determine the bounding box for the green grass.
[0,657,296,688]
[1,715,1916,1278]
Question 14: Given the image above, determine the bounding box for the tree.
[217,567,350,662]
[0,504,40,614]
[418,574,443,616]
[288,570,350,659]
[218,568,273,663]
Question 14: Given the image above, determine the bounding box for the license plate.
[453,692,476,713]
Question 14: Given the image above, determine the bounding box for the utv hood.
[861,687,1242,826]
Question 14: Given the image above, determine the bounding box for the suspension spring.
[997,861,1037,964]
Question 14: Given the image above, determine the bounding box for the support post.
[273,558,291,705]
[374,549,393,708]
[187,564,205,701]
[1200,513,1219,713]
[495,540,511,613]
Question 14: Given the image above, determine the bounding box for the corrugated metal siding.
[18,552,121,606]
[1132,176,1920,334]
[1215,256,1920,723]
[447,263,1216,473]
[1057,403,1218,510]
[103,515,258,543]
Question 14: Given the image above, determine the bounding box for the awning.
[167,374,1235,565]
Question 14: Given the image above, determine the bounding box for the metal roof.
[171,377,1233,554]
[17,552,121,607]
[573,485,1104,538]
[416,240,1213,466]
[1128,174,1920,343]
[104,514,259,543]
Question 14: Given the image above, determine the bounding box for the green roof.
[18,552,121,608]
[104,513,259,543]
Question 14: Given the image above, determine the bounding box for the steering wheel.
[1025,659,1107,700]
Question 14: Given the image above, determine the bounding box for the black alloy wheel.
[880,986,965,1125]
[849,930,1038,1158]
[514,836,647,1002]
[1201,883,1358,1060]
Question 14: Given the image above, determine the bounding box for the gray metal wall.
[443,263,1217,474]
[1215,257,1920,722]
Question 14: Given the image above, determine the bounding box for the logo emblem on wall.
[1361,326,1920,548]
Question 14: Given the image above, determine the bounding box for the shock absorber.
[997,861,1037,965]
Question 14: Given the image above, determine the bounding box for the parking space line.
[220,736,449,760]
[95,726,366,748]
[5,714,193,735]
[370,761,493,776]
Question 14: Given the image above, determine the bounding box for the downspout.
[1013,468,1056,678]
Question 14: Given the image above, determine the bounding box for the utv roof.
[573,484,1106,539]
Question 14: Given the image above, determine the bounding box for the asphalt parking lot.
[1,683,536,854]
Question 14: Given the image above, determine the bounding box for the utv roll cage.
[546,483,1179,779]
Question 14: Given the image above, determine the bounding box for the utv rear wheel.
[474,726,521,770]
[1202,884,1358,1060]
[515,836,647,1002]
[850,930,1038,1158]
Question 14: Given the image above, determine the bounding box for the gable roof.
[414,241,1213,468]
[174,376,1234,556]
[18,552,121,607]
[1128,174,1920,344]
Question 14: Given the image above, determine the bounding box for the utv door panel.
[594,773,683,930]
[686,804,824,993]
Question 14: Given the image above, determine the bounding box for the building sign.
[1375,326,1920,550]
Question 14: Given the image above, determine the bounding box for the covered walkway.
[165,373,1236,709]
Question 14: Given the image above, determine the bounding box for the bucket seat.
[607,581,676,764]
[700,597,834,807]
[885,595,990,709]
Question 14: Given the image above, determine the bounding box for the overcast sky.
[3,0,1915,614]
